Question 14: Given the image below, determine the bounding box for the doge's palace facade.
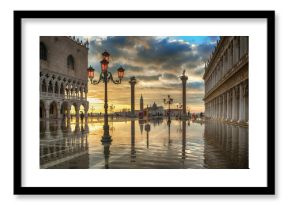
[203,36,248,126]
[40,36,89,122]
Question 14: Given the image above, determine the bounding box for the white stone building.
[145,102,164,117]
[40,36,89,122]
[203,36,248,125]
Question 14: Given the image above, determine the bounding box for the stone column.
[212,100,214,118]
[67,86,70,99]
[226,91,230,121]
[238,83,245,123]
[45,82,49,96]
[216,98,218,119]
[208,101,210,118]
[208,102,210,118]
[57,119,62,136]
[57,102,61,119]
[180,71,188,118]
[52,82,55,97]
[45,101,50,120]
[81,87,83,100]
[245,82,249,123]
[219,96,222,120]
[85,102,89,119]
[212,99,215,119]
[129,76,137,117]
[67,104,71,122]
[210,101,212,118]
[213,99,215,119]
[75,104,80,123]
[223,93,227,120]
[210,102,212,118]
[236,87,240,121]
[217,97,220,119]
[218,98,220,119]
[57,82,60,97]
[213,100,215,118]
[231,87,236,122]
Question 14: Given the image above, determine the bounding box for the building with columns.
[203,36,248,126]
[40,36,89,122]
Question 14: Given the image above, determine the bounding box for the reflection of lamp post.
[87,51,125,168]
[164,95,174,120]
[145,122,151,149]
[167,118,172,145]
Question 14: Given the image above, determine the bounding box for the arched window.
[67,55,75,70]
[40,42,47,60]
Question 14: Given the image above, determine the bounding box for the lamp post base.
[101,135,112,143]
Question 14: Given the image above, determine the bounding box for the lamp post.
[109,104,115,132]
[164,95,174,120]
[87,51,125,168]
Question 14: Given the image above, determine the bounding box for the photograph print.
[39,36,249,169]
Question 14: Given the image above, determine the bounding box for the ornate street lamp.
[164,95,174,120]
[87,51,125,168]
[87,65,95,80]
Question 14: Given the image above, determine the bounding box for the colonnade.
[205,36,248,94]
[205,80,248,124]
[40,71,88,100]
[40,100,89,121]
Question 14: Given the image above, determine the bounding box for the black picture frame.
[14,10,275,195]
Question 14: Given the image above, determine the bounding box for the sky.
[81,36,219,113]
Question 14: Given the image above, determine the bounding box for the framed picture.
[14,10,275,195]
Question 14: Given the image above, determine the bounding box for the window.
[40,42,47,60]
[67,55,75,70]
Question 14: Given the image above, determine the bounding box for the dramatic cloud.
[82,36,219,113]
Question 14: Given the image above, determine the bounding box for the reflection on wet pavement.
[40,118,248,169]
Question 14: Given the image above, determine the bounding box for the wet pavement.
[40,117,248,169]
